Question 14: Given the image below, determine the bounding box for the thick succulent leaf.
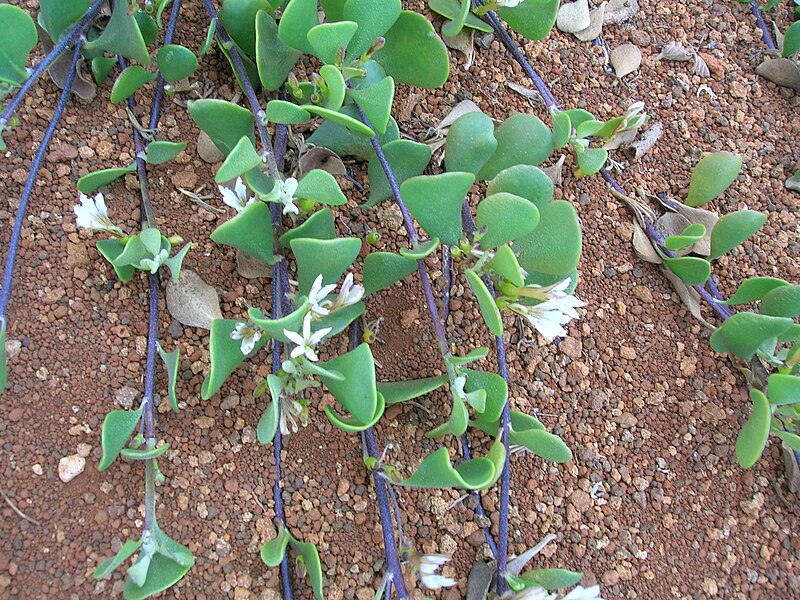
[134,10,158,47]
[401,172,475,245]
[399,238,440,259]
[378,375,448,405]
[321,0,347,21]
[143,141,187,165]
[344,0,402,59]
[511,428,572,462]
[211,201,277,265]
[516,200,581,277]
[92,56,118,84]
[302,104,375,137]
[400,447,497,490]
[215,136,263,183]
[709,210,767,260]
[255,9,301,91]
[96,238,136,283]
[307,105,400,161]
[307,21,358,64]
[575,147,608,176]
[319,343,378,423]
[365,139,432,207]
[123,549,193,600]
[266,99,311,124]
[760,284,800,318]
[188,99,255,156]
[94,539,142,580]
[662,256,711,287]
[363,252,417,295]
[664,223,706,251]
[296,169,346,205]
[120,443,170,461]
[257,375,282,443]
[428,0,493,32]
[477,114,554,181]
[767,374,800,406]
[735,389,771,468]
[110,66,158,104]
[38,0,90,42]
[487,244,525,287]
[445,111,498,175]
[373,11,450,89]
[261,526,291,566]
[99,407,143,471]
[447,347,489,367]
[441,0,470,37]
[290,237,362,295]
[201,318,271,399]
[476,192,540,249]
[319,64,347,110]
[248,300,310,344]
[277,0,318,54]
[486,165,554,209]
[157,345,180,412]
[83,0,149,65]
[220,0,273,58]
[279,208,336,247]
[77,166,136,194]
[686,152,743,207]
[551,110,571,148]
[325,391,385,432]
[347,76,395,135]
[288,536,324,600]
[514,568,584,591]
[427,393,469,438]
[721,277,790,305]
[466,270,503,336]
[709,312,794,360]
[496,0,560,41]
[313,301,365,338]
[156,44,198,82]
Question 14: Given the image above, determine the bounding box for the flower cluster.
[308,273,365,318]
[505,278,586,341]
[409,553,456,590]
[218,177,255,213]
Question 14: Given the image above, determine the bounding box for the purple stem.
[750,0,777,50]
[0,0,106,130]
[442,246,452,326]
[0,37,86,324]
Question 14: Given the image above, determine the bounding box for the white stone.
[58,454,86,483]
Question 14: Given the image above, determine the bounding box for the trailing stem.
[0,0,105,130]
[0,37,87,326]
[749,0,777,50]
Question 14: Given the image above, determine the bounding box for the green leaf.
[199,18,216,55]
[266,99,311,124]
[466,269,503,336]
[399,238,440,259]
[373,11,450,88]
[710,312,794,360]
[322,0,347,20]
[363,252,417,295]
[307,21,358,64]
[464,369,507,424]
[290,237,362,295]
[767,374,800,406]
[96,238,136,283]
[277,0,318,54]
[319,344,378,424]
[325,391,385,432]
[164,244,191,284]
[427,392,469,438]
[157,345,180,412]
[307,104,400,161]
[94,540,142,580]
[257,375,283,443]
[516,200,582,277]
[511,428,572,462]
[83,0,150,65]
[288,536,324,600]
[686,152,743,207]
[122,550,193,600]
[496,0,560,41]
[365,139,432,207]
[486,164,554,210]
[447,347,489,367]
[477,113,554,181]
[476,192,540,248]
[401,172,475,245]
[296,169,346,205]
[120,443,170,461]
[99,407,143,471]
[320,64,347,110]
[201,319,271,399]
[575,147,607,176]
[441,0,470,37]
[428,0,493,32]
[211,201,277,265]
[709,210,766,260]
[736,389,772,468]
[575,119,605,138]
[157,44,198,82]
[487,244,525,287]
[142,141,187,165]
[314,301,365,338]
[219,38,261,93]
[248,300,310,344]
[347,77,395,135]
[188,98,255,157]
[776,430,800,453]
[110,65,158,103]
[302,104,375,137]
[662,256,711,286]
[760,284,800,318]
[782,20,800,58]
[721,277,790,305]
[400,446,497,490]
[664,223,707,251]
[516,568,584,591]
[255,9,301,91]
[0,320,7,392]
[343,0,402,58]
[92,56,118,84]
[378,375,448,405]
[551,110,571,148]
[444,111,498,175]
[279,208,336,247]
[219,0,272,58]
[39,0,90,42]
[215,136,263,183]
[261,526,291,566]
[134,10,158,46]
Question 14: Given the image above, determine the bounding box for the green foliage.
[466,270,503,336]
[215,136,263,182]
[401,172,475,245]
[710,313,794,360]
[84,0,150,65]
[760,284,800,318]
[735,389,771,468]
[664,223,706,251]
[722,277,790,305]
[279,208,336,247]
[94,540,143,580]
[428,0,493,32]
[261,527,324,600]
[709,210,767,260]
[508,568,583,591]
[157,345,180,412]
[121,533,194,600]
[475,192,540,249]
[347,77,395,135]
[188,99,255,156]
[296,169,347,205]
[400,442,504,490]
[248,300,310,344]
[362,252,417,295]
[99,407,144,471]
[516,200,582,280]
[486,165,554,209]
[255,10,301,91]
[303,104,375,137]
[220,0,272,58]
[320,343,380,428]
[685,152,743,207]
[257,375,282,443]
[211,200,277,265]
[290,237,361,295]
[495,0,560,41]
[267,99,312,124]
[277,0,318,54]
[399,238,440,259]
[76,166,134,194]
[377,375,448,405]
[202,319,271,399]
[343,0,402,59]
[142,141,187,165]
[38,0,90,43]
[0,5,37,86]
[477,113,553,180]
[96,239,136,283]
[767,374,800,406]
[120,444,170,461]
[365,139,432,207]
[782,21,800,58]
[111,66,158,104]
[661,256,711,286]
[307,105,400,161]
[156,45,199,83]
[307,21,358,64]
[488,245,525,287]
[445,112,498,175]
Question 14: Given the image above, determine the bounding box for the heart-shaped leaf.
[514,568,583,590]
[248,300,310,344]
[735,389,771,468]
[476,192,540,249]
[290,237,362,295]
[307,21,358,64]
[366,139,432,207]
[38,0,90,43]
[320,64,346,110]
[464,369,508,424]
[760,284,800,318]
[428,0,493,32]
[307,104,399,160]
[202,319,271,399]
[325,391,385,432]
[319,343,378,424]
[442,0,470,37]
[575,147,608,176]
[143,141,187,165]
[96,238,136,283]
[110,65,158,103]
[767,373,800,406]
[260,526,291,566]
[551,110,571,148]
[347,76,395,135]
[279,207,336,247]
[445,111,498,175]
[399,238,440,259]
[188,99,255,156]
[477,113,554,180]
[400,446,497,490]
[363,252,417,295]
[486,165,554,209]
[122,547,194,600]
[257,375,283,443]
[94,539,142,580]
[211,201,277,265]
[664,223,706,251]
[266,99,312,124]
[427,392,469,437]
[401,172,475,245]
[686,152,743,207]
[99,407,144,471]
[662,256,711,286]
[496,0,560,41]
[516,200,581,277]
[302,104,375,137]
[277,0,318,54]
[296,169,346,205]
[343,0,402,58]
[157,44,198,82]
[215,136,263,183]
[722,277,790,305]
[710,312,794,360]
[487,244,525,287]
[220,0,272,58]
[511,428,573,462]
[255,9,301,91]
[709,210,767,260]
[83,0,149,65]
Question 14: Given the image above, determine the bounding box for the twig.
[0,486,41,526]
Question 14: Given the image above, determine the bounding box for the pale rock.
[574,2,606,42]
[76,443,92,458]
[58,454,86,483]
[610,44,642,78]
[556,0,591,33]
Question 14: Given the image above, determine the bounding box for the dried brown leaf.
[466,561,494,600]
[654,41,693,62]
[604,0,639,24]
[610,44,642,78]
[782,442,800,493]
[542,155,566,186]
[623,123,662,160]
[507,81,543,106]
[574,2,606,42]
[236,249,272,279]
[659,264,714,329]
[632,221,662,264]
[436,100,483,132]
[692,53,710,78]
[298,146,346,176]
[663,200,718,257]
[165,269,223,330]
[443,28,475,70]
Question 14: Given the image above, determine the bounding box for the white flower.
[561,585,603,600]
[496,0,525,7]
[73,192,123,235]
[138,248,169,274]
[230,322,263,355]
[263,177,299,216]
[516,587,556,600]
[413,554,457,590]
[219,177,255,213]
[308,274,337,318]
[279,395,308,435]
[283,313,332,362]
[508,280,585,342]
[326,272,365,312]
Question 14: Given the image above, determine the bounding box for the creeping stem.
[0,0,106,130]
[749,0,777,50]
[0,37,87,325]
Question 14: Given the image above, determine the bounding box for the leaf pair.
[261,526,323,600]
